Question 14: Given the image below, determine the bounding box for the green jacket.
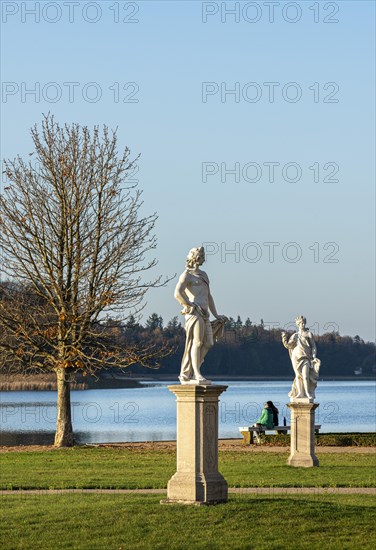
[256,407,274,430]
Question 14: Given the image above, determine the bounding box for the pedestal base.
[165,472,228,505]
[165,384,228,505]
[287,402,319,468]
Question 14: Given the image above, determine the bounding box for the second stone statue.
[281,315,321,402]
[174,246,228,385]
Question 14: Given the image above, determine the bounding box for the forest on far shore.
[103,313,375,379]
[1,308,374,384]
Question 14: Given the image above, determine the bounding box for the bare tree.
[0,114,170,447]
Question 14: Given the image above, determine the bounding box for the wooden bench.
[239,424,321,444]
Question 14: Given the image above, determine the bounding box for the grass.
[221,450,376,488]
[1,447,375,549]
[0,493,375,549]
[1,446,375,490]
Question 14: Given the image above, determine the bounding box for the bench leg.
[241,431,251,445]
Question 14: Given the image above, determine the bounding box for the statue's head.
[295,315,306,329]
[186,246,205,269]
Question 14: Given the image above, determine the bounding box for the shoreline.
[1,375,374,391]
[0,375,142,392]
[136,375,376,381]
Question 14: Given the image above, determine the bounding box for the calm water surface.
[0,380,375,445]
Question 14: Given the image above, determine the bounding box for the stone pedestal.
[164,384,228,505]
[287,401,319,467]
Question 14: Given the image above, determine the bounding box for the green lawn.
[1,493,375,549]
[1,447,375,489]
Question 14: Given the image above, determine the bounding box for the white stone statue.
[282,316,321,401]
[174,246,227,385]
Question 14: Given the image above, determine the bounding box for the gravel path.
[1,440,375,453]
[1,487,375,495]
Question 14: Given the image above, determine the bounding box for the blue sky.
[1,0,375,341]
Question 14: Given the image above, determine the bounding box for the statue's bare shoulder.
[180,269,209,286]
[177,270,190,285]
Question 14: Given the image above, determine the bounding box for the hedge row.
[260,433,376,447]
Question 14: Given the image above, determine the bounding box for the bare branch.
[0,114,172,374]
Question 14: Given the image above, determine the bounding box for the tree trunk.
[54,368,74,447]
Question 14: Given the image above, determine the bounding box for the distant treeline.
[1,307,374,380]
[110,313,376,378]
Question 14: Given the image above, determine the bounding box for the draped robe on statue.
[283,331,321,399]
[179,272,225,380]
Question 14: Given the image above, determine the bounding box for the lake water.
[0,380,375,445]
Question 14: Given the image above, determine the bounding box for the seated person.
[267,400,285,434]
[254,402,274,441]
[267,400,279,426]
